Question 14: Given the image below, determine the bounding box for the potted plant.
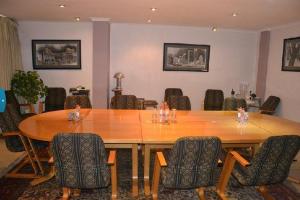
[11,70,47,104]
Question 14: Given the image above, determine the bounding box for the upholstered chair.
[167,95,191,110]
[260,96,280,115]
[217,135,300,200]
[204,89,224,110]
[44,87,66,112]
[164,88,183,101]
[51,133,117,200]
[223,97,247,111]
[110,95,138,109]
[0,104,47,178]
[64,95,92,109]
[151,137,223,200]
[5,90,35,118]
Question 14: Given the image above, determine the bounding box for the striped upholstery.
[52,133,110,188]
[161,137,222,189]
[204,89,224,111]
[223,97,247,111]
[164,88,183,101]
[260,96,280,115]
[233,135,300,186]
[64,95,92,109]
[110,95,138,109]
[45,87,66,112]
[167,95,191,110]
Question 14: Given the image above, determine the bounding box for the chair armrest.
[107,150,116,165]
[2,131,21,136]
[48,156,54,164]
[230,151,250,167]
[156,152,167,167]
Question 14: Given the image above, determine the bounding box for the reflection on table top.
[19,109,300,144]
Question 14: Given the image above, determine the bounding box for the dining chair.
[41,87,66,113]
[51,133,117,200]
[260,96,280,115]
[164,88,183,101]
[0,104,47,178]
[217,135,300,200]
[167,95,191,110]
[64,95,92,109]
[110,95,138,109]
[223,97,247,111]
[151,136,225,200]
[204,89,224,110]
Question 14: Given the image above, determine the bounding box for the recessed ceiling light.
[59,4,65,8]
[147,19,152,23]
[151,8,157,12]
[232,13,237,17]
[212,27,217,32]
[75,17,80,21]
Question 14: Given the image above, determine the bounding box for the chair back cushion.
[167,96,191,110]
[260,96,280,114]
[204,89,224,110]
[233,135,300,186]
[223,97,247,111]
[110,95,138,109]
[161,136,222,189]
[45,87,66,112]
[0,104,24,152]
[164,88,183,101]
[5,90,21,115]
[64,95,92,109]
[52,133,110,188]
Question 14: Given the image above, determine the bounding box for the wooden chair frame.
[151,152,227,200]
[216,150,279,200]
[56,150,117,200]
[2,131,45,179]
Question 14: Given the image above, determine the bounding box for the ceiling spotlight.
[147,19,152,23]
[212,27,217,32]
[151,8,157,12]
[59,4,66,8]
[75,17,80,21]
[232,13,237,17]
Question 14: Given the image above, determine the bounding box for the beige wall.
[265,22,300,121]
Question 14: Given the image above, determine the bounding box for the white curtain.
[0,16,23,89]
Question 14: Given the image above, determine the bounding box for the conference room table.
[19,109,300,196]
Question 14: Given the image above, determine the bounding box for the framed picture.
[32,40,81,70]
[282,37,300,72]
[163,43,210,72]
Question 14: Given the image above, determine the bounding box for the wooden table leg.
[132,144,138,197]
[144,144,151,196]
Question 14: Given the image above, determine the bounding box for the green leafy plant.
[11,70,47,104]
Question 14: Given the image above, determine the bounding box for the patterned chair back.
[161,137,222,189]
[234,135,300,186]
[223,97,247,111]
[167,95,191,110]
[0,104,24,152]
[164,88,183,102]
[64,95,92,109]
[52,133,111,188]
[110,95,138,109]
[45,87,66,112]
[260,96,280,115]
[204,89,224,110]
[5,90,22,115]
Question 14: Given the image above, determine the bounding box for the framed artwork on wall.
[163,43,210,72]
[32,40,81,70]
[282,37,300,72]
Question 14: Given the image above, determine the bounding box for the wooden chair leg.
[27,137,45,175]
[151,154,161,200]
[19,135,39,175]
[257,186,275,200]
[216,152,236,200]
[196,187,206,200]
[62,187,71,200]
[111,158,117,200]
[73,189,81,197]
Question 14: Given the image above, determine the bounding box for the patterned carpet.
[0,149,299,200]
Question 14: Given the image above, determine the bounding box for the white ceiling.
[1,0,300,30]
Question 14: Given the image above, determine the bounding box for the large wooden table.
[19,109,300,196]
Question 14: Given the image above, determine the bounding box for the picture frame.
[163,43,210,72]
[32,40,81,70]
[282,37,300,72]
